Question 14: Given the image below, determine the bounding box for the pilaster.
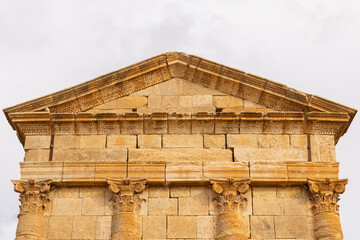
[106,178,147,240]
[210,178,251,240]
[307,178,348,240]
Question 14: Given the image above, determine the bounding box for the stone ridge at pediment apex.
[3,52,356,137]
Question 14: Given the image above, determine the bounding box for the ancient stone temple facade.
[3,52,356,239]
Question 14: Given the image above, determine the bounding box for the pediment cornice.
[3,52,357,141]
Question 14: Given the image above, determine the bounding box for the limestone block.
[138,135,161,148]
[179,197,208,215]
[227,134,258,148]
[191,186,209,198]
[20,162,63,181]
[148,198,177,215]
[82,198,105,215]
[139,189,148,216]
[94,163,126,181]
[311,135,336,162]
[203,162,249,180]
[96,216,112,240]
[159,78,183,95]
[182,79,226,95]
[162,95,179,108]
[79,135,106,148]
[54,135,80,149]
[250,162,288,182]
[163,134,203,148]
[53,148,127,162]
[129,149,232,163]
[80,186,105,198]
[253,197,282,216]
[214,96,243,108]
[148,186,169,198]
[167,216,197,238]
[234,147,307,162]
[170,186,191,197]
[193,95,213,107]
[251,216,275,239]
[244,100,267,109]
[24,149,49,162]
[24,136,50,149]
[92,99,117,109]
[143,216,166,239]
[258,135,290,148]
[128,164,165,183]
[117,96,147,108]
[130,84,160,96]
[252,187,277,198]
[51,198,82,215]
[204,134,225,148]
[107,135,137,148]
[274,216,308,238]
[47,216,73,239]
[166,162,203,183]
[72,216,97,239]
[287,162,339,182]
[197,216,214,239]
[148,95,162,108]
[283,198,310,216]
[277,186,303,198]
[63,162,96,182]
[57,187,79,198]
[290,135,307,148]
[179,96,192,107]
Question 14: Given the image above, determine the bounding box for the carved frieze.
[107,178,147,213]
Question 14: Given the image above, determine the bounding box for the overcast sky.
[1,1,359,239]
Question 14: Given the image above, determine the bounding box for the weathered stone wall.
[42,185,314,240]
[23,133,336,163]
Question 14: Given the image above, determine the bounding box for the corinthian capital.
[210,178,251,213]
[307,178,348,215]
[106,178,147,213]
[11,179,53,214]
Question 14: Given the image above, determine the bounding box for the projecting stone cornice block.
[19,161,339,186]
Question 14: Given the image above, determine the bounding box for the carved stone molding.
[12,179,52,214]
[107,178,147,213]
[307,178,348,215]
[210,178,251,213]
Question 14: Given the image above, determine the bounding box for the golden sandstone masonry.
[3,52,357,240]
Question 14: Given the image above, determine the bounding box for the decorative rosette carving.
[11,179,53,214]
[106,178,147,213]
[210,178,251,213]
[307,178,348,215]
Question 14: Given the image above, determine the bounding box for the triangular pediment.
[85,78,274,115]
[3,52,357,141]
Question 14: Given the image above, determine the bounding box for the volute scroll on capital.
[106,178,147,213]
[210,178,251,213]
[307,178,348,215]
[11,179,53,214]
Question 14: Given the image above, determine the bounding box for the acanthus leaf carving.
[11,179,53,214]
[307,178,348,215]
[210,178,251,213]
[106,178,147,213]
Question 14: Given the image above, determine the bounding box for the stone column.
[307,178,348,240]
[106,178,147,240]
[12,179,52,240]
[210,178,251,240]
